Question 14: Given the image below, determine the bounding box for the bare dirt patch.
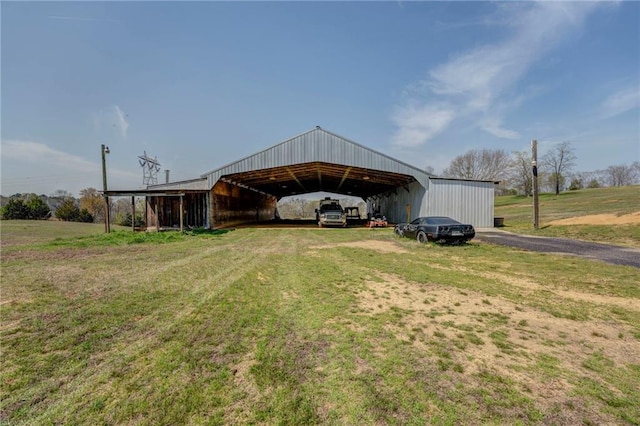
[309,240,408,254]
[472,269,639,312]
[358,272,639,366]
[549,211,640,226]
[0,245,152,262]
[421,259,640,312]
[225,349,261,423]
[352,271,639,421]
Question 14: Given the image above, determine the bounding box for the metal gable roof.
[202,127,431,198]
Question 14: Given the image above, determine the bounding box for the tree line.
[0,190,366,223]
[437,142,640,196]
[0,188,145,226]
[2,144,638,222]
[276,197,367,220]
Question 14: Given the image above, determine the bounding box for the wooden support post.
[155,197,160,232]
[532,139,539,230]
[131,196,135,232]
[104,196,111,233]
[101,144,111,233]
[179,195,184,232]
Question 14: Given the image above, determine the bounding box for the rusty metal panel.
[210,181,277,228]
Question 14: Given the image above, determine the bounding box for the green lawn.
[1,221,639,425]
[495,185,640,247]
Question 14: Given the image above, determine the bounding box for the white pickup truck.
[316,197,347,227]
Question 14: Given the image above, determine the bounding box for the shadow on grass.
[186,227,234,236]
[44,228,234,248]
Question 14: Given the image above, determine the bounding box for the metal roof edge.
[429,176,501,184]
[147,177,208,189]
[316,127,435,178]
[200,127,320,178]
[102,190,190,196]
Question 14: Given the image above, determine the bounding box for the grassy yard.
[1,220,639,425]
[495,185,640,247]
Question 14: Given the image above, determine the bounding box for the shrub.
[1,199,31,219]
[587,179,601,189]
[55,199,81,221]
[569,178,583,191]
[78,209,94,223]
[26,196,51,219]
[115,212,145,227]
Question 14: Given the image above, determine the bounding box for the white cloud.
[600,86,640,119]
[2,140,97,172]
[114,105,129,139]
[391,103,455,147]
[93,105,129,140]
[1,140,139,196]
[391,2,603,147]
[47,15,121,23]
[479,118,520,140]
[428,44,527,111]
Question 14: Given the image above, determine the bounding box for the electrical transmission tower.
[138,151,161,186]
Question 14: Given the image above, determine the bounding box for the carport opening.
[277,191,366,221]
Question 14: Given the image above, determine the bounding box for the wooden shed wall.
[210,180,277,228]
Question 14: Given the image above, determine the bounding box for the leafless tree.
[47,189,76,213]
[442,149,511,181]
[51,189,73,198]
[542,141,576,195]
[277,196,366,220]
[586,170,607,188]
[606,162,640,186]
[567,169,610,189]
[509,151,533,196]
[277,198,312,219]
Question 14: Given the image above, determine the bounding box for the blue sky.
[2,1,638,197]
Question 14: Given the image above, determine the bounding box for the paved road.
[476,230,640,268]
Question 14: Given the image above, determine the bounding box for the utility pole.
[531,139,539,230]
[101,144,111,233]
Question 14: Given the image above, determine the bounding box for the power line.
[1,175,97,183]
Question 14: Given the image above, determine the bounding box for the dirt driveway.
[476,230,640,268]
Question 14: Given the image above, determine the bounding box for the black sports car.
[394,216,475,244]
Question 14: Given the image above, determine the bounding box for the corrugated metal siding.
[368,179,494,227]
[426,179,495,228]
[204,128,431,189]
[367,181,427,224]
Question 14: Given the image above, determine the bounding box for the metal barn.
[105,127,498,229]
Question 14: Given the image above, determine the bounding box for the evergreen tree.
[1,199,31,219]
[55,199,81,221]
[26,195,51,219]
